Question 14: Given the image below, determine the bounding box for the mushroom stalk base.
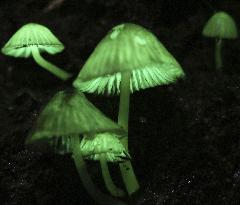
[32,47,72,81]
[71,136,126,205]
[215,38,223,72]
[118,71,140,196]
[100,155,125,197]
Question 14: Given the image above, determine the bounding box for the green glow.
[118,71,140,195]
[32,47,72,81]
[49,135,72,154]
[110,24,125,39]
[2,23,64,56]
[26,90,124,145]
[73,23,185,95]
[215,39,223,71]
[80,133,130,162]
[71,136,126,205]
[99,156,126,197]
[202,11,238,39]
[1,23,71,80]
[202,11,238,71]
[73,23,185,196]
[75,63,183,94]
[81,132,128,197]
[26,90,126,205]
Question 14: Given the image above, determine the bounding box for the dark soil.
[1,0,240,204]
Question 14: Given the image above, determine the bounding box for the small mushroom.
[81,132,130,197]
[81,133,130,162]
[26,89,126,205]
[73,23,185,195]
[202,11,238,71]
[2,23,72,80]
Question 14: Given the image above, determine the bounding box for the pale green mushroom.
[26,89,126,205]
[81,132,130,197]
[202,11,238,71]
[73,23,185,195]
[2,23,72,80]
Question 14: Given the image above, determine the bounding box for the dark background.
[1,0,240,204]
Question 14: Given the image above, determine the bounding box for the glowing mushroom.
[81,132,130,197]
[26,89,126,205]
[202,11,238,71]
[81,133,130,162]
[73,23,185,195]
[2,23,72,80]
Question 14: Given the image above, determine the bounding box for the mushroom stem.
[215,38,223,71]
[32,47,72,80]
[100,155,126,197]
[118,71,140,196]
[118,71,131,142]
[71,136,126,205]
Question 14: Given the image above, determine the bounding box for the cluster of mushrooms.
[1,10,237,205]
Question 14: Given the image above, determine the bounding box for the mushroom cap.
[26,89,124,146]
[80,133,130,162]
[73,23,185,95]
[1,23,64,58]
[202,11,238,39]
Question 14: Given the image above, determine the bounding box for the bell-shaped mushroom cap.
[202,11,238,39]
[73,23,185,95]
[80,133,130,162]
[1,23,64,58]
[26,89,124,146]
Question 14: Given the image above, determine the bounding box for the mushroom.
[73,23,185,195]
[81,133,130,162]
[1,23,72,80]
[81,132,130,197]
[202,11,238,71]
[26,89,126,205]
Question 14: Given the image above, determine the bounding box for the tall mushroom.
[1,23,72,80]
[202,11,238,71]
[26,89,126,205]
[73,23,185,195]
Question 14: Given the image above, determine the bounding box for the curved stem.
[71,136,126,205]
[32,47,72,81]
[215,38,223,72]
[118,71,140,196]
[100,155,126,197]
